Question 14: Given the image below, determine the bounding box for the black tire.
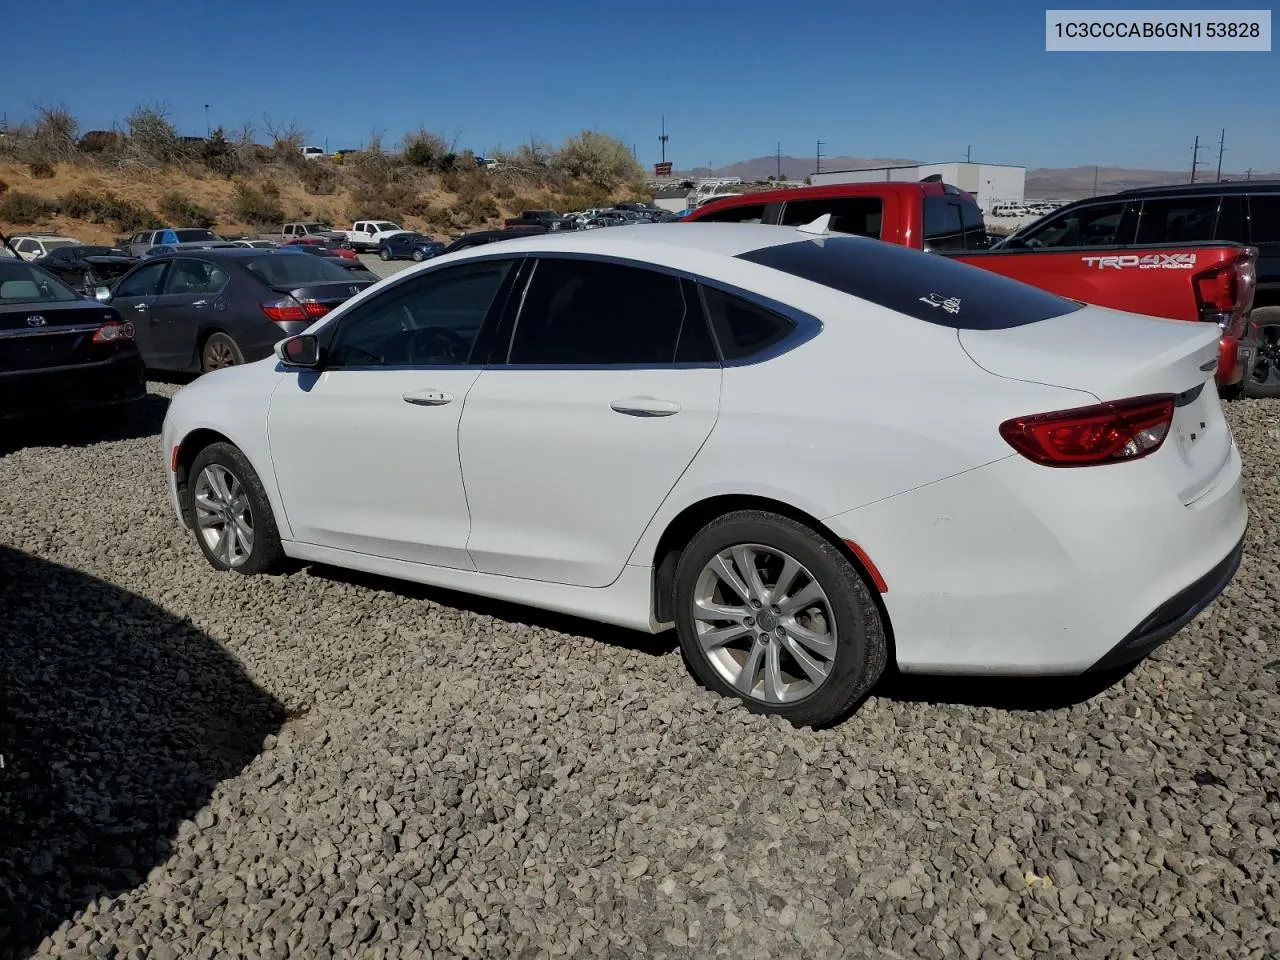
[185,441,285,576]
[201,332,244,373]
[379,247,392,261]
[1242,307,1280,399]
[411,249,426,262]
[672,509,888,728]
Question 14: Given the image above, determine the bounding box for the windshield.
[174,229,218,242]
[0,262,82,304]
[244,254,356,286]
[374,222,399,232]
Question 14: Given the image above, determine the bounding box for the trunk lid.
[959,306,1231,504]
[271,279,374,307]
[0,301,121,371]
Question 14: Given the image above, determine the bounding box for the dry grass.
[0,160,648,245]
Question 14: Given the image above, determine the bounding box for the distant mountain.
[674,156,1279,199]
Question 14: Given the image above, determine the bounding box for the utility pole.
[204,104,210,137]
[1246,168,1253,180]
[816,140,825,174]
[658,116,668,165]
[1190,135,1208,183]
[1215,129,1225,182]
[965,144,971,163]
[1092,165,1099,197]
[776,142,781,181]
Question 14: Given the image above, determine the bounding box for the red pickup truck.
[685,181,1258,392]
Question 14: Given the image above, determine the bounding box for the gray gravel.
[1,385,1278,960]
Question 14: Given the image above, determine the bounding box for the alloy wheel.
[1250,324,1280,389]
[193,464,254,568]
[204,340,237,370]
[692,543,838,704]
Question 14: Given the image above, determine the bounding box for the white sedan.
[160,221,1248,726]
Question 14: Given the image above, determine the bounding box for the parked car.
[282,236,359,260]
[281,222,345,242]
[288,245,379,280]
[1,259,145,419]
[378,233,446,262]
[583,214,628,229]
[122,228,222,259]
[440,226,548,254]
[159,223,1246,727]
[9,234,84,261]
[232,239,280,249]
[29,244,136,291]
[996,180,1280,398]
[97,248,376,374]
[340,220,408,252]
[685,182,1258,395]
[300,146,325,161]
[504,210,578,231]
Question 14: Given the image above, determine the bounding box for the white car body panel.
[160,223,1248,677]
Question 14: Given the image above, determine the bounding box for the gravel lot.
[1,377,1278,959]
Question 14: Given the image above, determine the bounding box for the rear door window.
[1016,200,1138,248]
[1214,196,1245,242]
[696,203,766,224]
[1247,195,1280,243]
[700,286,796,361]
[779,197,883,239]
[1135,196,1220,244]
[163,259,230,295]
[737,236,1081,330]
[922,198,966,251]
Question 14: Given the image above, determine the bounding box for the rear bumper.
[0,351,146,419]
[1088,532,1245,672]
[824,440,1248,675]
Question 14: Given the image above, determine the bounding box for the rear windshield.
[0,262,81,304]
[243,254,356,286]
[736,237,1081,330]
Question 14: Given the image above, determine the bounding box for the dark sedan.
[377,232,446,262]
[98,249,376,374]
[0,260,145,419]
[31,244,137,291]
[440,225,549,254]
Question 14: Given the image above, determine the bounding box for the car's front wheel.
[379,247,392,261]
[411,249,426,262]
[186,442,284,575]
[673,510,887,727]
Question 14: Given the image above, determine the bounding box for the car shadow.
[873,661,1140,712]
[0,393,170,456]
[304,563,680,658]
[0,546,283,959]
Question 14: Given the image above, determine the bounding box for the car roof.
[1117,179,1280,197]
[693,180,967,215]
[443,222,823,260]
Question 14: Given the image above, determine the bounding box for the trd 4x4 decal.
[1080,253,1198,270]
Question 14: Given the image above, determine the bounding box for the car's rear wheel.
[1242,307,1280,399]
[186,442,284,575]
[672,510,887,727]
[379,247,392,261]
[201,333,244,373]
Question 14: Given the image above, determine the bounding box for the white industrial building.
[808,162,1026,214]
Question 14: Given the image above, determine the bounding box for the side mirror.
[275,334,320,367]
[94,286,112,302]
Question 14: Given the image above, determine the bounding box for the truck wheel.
[1242,307,1280,399]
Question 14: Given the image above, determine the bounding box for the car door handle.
[133,303,148,312]
[191,299,208,308]
[610,397,682,417]
[402,389,454,406]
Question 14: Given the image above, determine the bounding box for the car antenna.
[795,214,832,236]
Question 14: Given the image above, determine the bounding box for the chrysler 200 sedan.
[159,222,1247,726]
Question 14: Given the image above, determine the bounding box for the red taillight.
[260,298,332,322]
[92,321,135,343]
[1194,251,1256,338]
[999,395,1176,467]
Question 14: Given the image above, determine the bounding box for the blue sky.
[2,0,1274,173]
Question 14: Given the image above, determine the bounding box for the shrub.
[58,189,159,232]
[401,129,451,169]
[231,179,284,225]
[0,191,56,225]
[157,191,216,228]
[552,131,643,189]
[264,117,308,167]
[347,181,417,222]
[126,104,183,164]
[24,105,79,165]
[79,130,126,155]
[298,159,339,195]
[446,195,498,228]
[28,161,55,179]
[199,127,239,176]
